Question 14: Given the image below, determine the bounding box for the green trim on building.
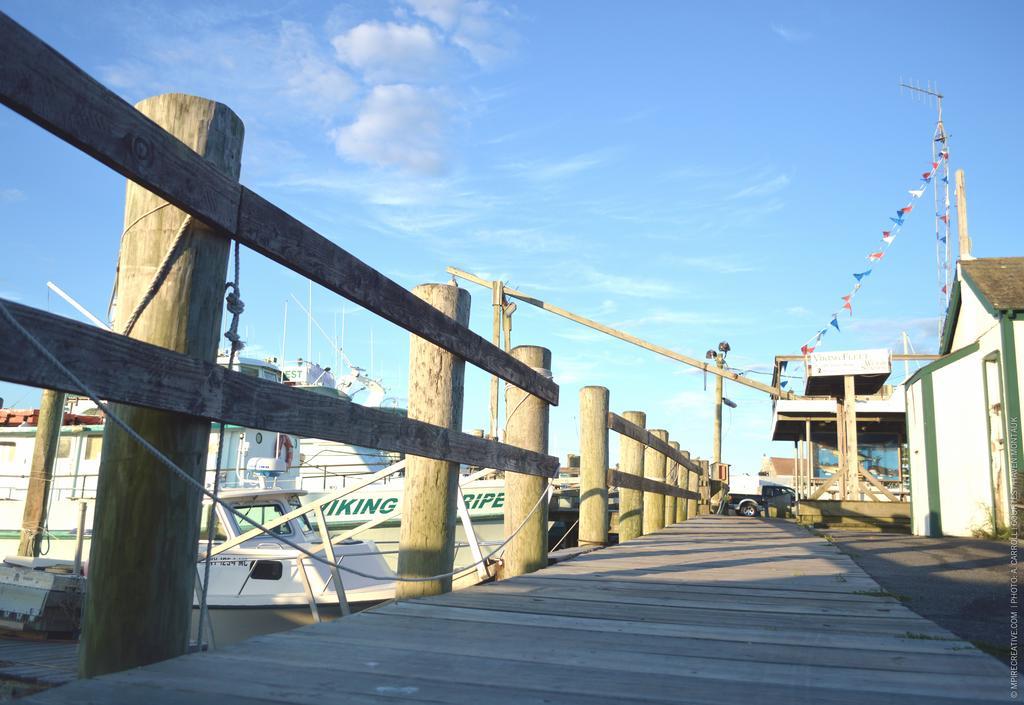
[1000,316,1021,485]
[939,279,962,355]
[906,341,980,388]
[920,375,943,537]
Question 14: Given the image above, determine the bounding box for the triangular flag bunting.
[909,187,926,198]
[841,294,852,303]
[932,161,939,169]
[801,345,814,355]
[890,216,904,226]
[900,205,913,214]
[882,231,895,244]
[868,251,884,262]
[830,316,840,331]
[842,301,853,314]
[941,285,948,295]
[921,172,932,181]
[939,213,949,223]
[780,380,788,389]
[853,270,872,281]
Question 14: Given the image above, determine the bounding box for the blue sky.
[1,1,1021,475]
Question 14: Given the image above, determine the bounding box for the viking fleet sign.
[806,349,892,378]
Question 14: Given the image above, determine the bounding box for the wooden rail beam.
[607,412,700,474]
[0,300,559,478]
[0,13,556,407]
[607,470,697,501]
[448,266,792,399]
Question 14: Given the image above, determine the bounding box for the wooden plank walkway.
[25,517,1006,704]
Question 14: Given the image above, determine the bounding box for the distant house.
[760,456,796,486]
[906,257,1023,537]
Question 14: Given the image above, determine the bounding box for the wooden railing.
[0,13,558,478]
[0,11,712,676]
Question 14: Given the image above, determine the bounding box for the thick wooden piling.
[80,94,244,678]
[643,429,668,534]
[17,389,65,556]
[686,454,700,519]
[501,346,551,578]
[699,459,711,514]
[677,449,691,523]
[578,386,609,546]
[664,440,680,527]
[397,284,470,598]
[617,411,646,542]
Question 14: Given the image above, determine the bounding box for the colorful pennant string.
[800,151,948,354]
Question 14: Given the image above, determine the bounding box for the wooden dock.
[24,517,1005,704]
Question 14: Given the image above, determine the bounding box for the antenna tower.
[900,79,952,339]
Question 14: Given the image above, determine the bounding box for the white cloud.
[503,151,611,182]
[332,21,443,82]
[0,188,25,205]
[575,266,679,299]
[278,22,358,118]
[671,255,757,274]
[332,84,447,174]
[728,174,790,200]
[406,0,515,67]
[771,24,810,42]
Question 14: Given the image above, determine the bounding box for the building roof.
[766,457,795,477]
[961,258,1024,311]
[939,257,1024,353]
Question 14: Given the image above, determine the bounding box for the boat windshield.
[233,503,293,537]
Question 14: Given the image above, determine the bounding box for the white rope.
[0,296,551,584]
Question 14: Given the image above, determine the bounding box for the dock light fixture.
[723,398,738,409]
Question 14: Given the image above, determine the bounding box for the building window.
[85,436,103,460]
[0,442,15,464]
[57,437,72,459]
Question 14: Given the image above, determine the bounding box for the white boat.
[191,486,396,646]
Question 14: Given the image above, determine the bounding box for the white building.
[906,257,1023,537]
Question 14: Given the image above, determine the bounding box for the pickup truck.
[727,482,796,517]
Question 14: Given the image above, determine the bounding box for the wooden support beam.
[606,412,700,474]
[676,448,691,522]
[0,300,559,478]
[80,93,244,678]
[448,266,792,399]
[617,411,646,542]
[643,430,668,535]
[501,346,551,579]
[578,386,609,546]
[17,389,65,557]
[859,467,899,503]
[0,14,556,407]
[397,285,469,598]
[809,472,840,501]
[843,375,859,501]
[686,453,699,518]
[664,440,680,526]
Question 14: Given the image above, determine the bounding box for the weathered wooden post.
[501,346,551,577]
[677,449,691,522]
[699,459,711,514]
[17,389,65,556]
[686,453,699,519]
[578,386,609,546]
[81,94,244,677]
[664,440,680,527]
[618,411,646,541]
[397,284,470,598]
[643,429,668,534]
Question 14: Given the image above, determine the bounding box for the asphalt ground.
[815,529,1012,662]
